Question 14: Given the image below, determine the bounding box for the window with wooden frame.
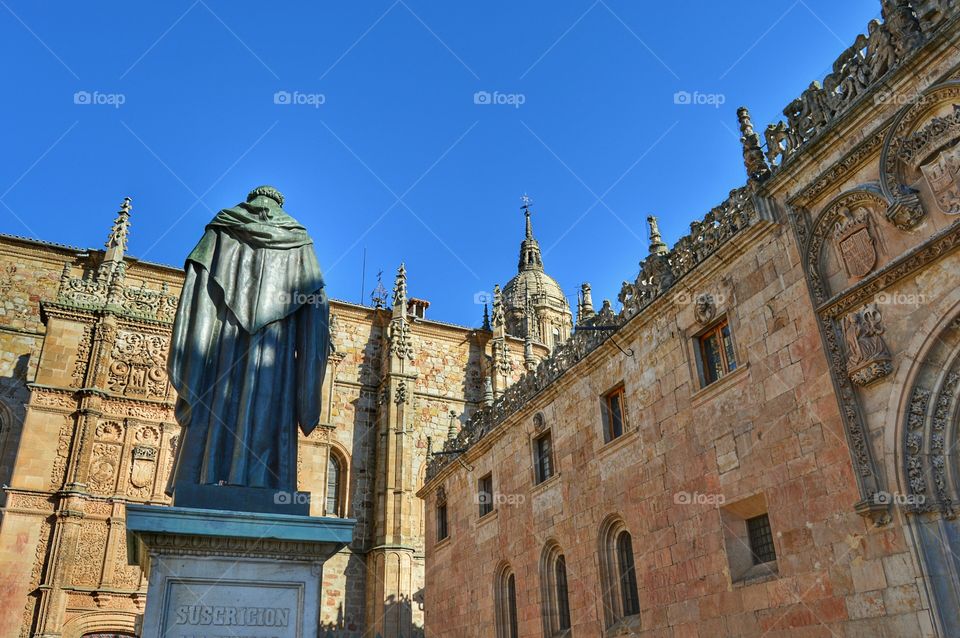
[533,430,554,484]
[601,384,626,443]
[478,473,494,518]
[698,318,737,386]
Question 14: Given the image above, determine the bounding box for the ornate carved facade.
[0,202,545,638]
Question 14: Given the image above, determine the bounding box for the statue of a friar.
[166,186,328,512]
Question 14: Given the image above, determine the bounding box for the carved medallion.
[834,206,877,278]
[920,146,960,214]
[694,293,717,325]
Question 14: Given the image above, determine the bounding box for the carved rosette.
[881,82,960,228]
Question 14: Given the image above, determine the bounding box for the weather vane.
[520,193,533,213]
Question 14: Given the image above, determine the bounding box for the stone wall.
[418,3,960,636]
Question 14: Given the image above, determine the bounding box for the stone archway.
[60,611,138,638]
[895,311,960,636]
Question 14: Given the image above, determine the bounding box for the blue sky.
[1,1,880,327]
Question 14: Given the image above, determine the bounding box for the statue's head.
[246,185,285,207]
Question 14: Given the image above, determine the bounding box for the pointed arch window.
[495,564,519,638]
[599,516,641,627]
[325,451,344,517]
[541,542,572,636]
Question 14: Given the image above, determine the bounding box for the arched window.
[616,532,640,617]
[325,451,344,517]
[495,563,519,638]
[599,516,641,627]
[540,542,572,636]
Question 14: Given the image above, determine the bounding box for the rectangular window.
[436,502,448,541]
[478,474,494,517]
[747,513,777,564]
[534,431,554,484]
[699,319,737,386]
[602,386,626,442]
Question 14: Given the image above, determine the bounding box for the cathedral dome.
[502,269,568,316]
[500,198,573,346]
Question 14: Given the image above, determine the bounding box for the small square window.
[698,319,737,386]
[720,494,778,585]
[478,474,494,517]
[602,385,626,443]
[533,431,554,484]
[747,514,777,564]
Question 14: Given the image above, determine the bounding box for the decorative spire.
[521,193,534,239]
[524,328,537,372]
[737,106,770,182]
[371,270,388,309]
[578,283,595,324]
[482,303,491,331]
[104,197,132,264]
[392,263,407,309]
[447,410,459,439]
[647,216,668,256]
[517,194,544,272]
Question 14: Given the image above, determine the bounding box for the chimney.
[407,298,430,319]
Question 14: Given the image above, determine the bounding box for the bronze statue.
[166,186,329,511]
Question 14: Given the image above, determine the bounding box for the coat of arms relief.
[834,205,878,279]
[881,85,960,227]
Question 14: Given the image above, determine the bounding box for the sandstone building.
[420,1,960,636]
[0,197,558,637]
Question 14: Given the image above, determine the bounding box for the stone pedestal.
[126,504,355,638]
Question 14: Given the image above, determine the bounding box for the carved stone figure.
[166,186,329,506]
[867,19,896,80]
[843,304,893,385]
[694,294,716,325]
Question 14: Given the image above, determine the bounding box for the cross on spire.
[520,193,534,240]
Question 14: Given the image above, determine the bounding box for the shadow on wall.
[0,353,32,490]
